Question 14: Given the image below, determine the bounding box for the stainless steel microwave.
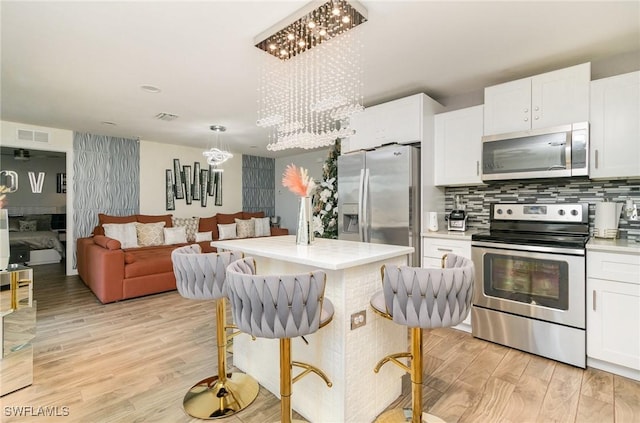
[481,122,589,181]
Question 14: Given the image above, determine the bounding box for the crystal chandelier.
[254,0,367,151]
[203,125,233,170]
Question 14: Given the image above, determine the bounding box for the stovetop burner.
[472,203,590,250]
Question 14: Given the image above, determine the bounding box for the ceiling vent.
[155,112,179,121]
[17,129,50,143]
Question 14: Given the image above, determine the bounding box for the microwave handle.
[565,131,571,170]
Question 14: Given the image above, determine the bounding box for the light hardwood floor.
[1,263,639,422]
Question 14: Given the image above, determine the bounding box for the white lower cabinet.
[587,250,640,381]
[423,236,472,332]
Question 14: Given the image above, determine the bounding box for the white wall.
[139,140,242,217]
[0,120,74,273]
[275,149,328,233]
[0,155,66,210]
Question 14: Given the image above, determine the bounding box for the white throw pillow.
[217,223,237,240]
[195,231,213,242]
[172,216,200,242]
[103,223,139,249]
[252,217,271,237]
[164,227,188,245]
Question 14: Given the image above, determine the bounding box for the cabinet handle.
[524,117,529,122]
[534,116,539,120]
[437,248,453,252]
[534,106,539,111]
[595,149,599,169]
[593,290,596,311]
[476,161,480,176]
[524,108,528,113]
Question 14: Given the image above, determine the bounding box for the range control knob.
[497,209,503,215]
[506,209,513,215]
[571,209,579,216]
[558,209,566,216]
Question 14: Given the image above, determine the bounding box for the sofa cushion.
[137,214,173,228]
[195,231,212,242]
[216,212,243,225]
[103,223,139,248]
[135,222,166,246]
[235,218,255,238]
[94,235,121,250]
[198,216,219,240]
[124,248,175,278]
[172,217,199,242]
[99,214,137,225]
[242,211,265,220]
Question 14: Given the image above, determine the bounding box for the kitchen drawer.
[587,251,640,284]
[423,238,471,259]
[423,257,443,268]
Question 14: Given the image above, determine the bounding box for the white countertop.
[586,237,640,254]
[421,229,480,241]
[211,235,413,270]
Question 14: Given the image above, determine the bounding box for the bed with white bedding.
[7,207,66,265]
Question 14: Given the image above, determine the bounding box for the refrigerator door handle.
[363,168,370,242]
[358,169,365,242]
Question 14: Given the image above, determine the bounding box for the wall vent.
[17,129,50,143]
[155,112,179,121]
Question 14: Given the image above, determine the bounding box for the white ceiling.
[2,1,639,158]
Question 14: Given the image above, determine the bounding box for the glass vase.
[296,196,314,245]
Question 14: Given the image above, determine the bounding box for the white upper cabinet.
[589,71,640,179]
[343,94,442,154]
[484,63,591,135]
[434,105,484,186]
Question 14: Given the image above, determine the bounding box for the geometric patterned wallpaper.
[72,132,140,266]
[242,155,275,217]
[445,177,640,241]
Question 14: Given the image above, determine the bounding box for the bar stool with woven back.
[171,244,260,419]
[370,253,474,423]
[225,257,334,423]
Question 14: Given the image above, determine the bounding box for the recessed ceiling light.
[101,121,117,126]
[140,85,161,93]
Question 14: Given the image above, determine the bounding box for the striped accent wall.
[242,155,275,216]
[445,177,640,241]
[73,132,140,266]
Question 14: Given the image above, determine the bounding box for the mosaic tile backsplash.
[445,177,640,241]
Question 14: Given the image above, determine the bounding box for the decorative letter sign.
[28,172,45,193]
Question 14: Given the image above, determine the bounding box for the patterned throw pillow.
[135,222,165,246]
[218,223,237,240]
[172,217,200,242]
[19,220,38,232]
[164,227,188,245]
[235,218,255,238]
[103,223,139,249]
[252,217,271,237]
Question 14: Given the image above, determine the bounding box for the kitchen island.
[211,235,412,423]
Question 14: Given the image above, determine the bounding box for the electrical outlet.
[350,310,366,330]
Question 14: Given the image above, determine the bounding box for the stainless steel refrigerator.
[338,144,420,266]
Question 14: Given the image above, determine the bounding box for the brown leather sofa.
[76,212,287,304]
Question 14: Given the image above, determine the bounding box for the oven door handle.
[471,240,585,256]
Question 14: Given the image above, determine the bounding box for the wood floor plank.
[2,263,640,423]
[614,375,640,423]
[499,374,547,423]
[536,363,583,423]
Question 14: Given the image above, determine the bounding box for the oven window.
[484,253,569,310]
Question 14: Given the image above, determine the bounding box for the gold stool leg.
[375,328,446,423]
[183,298,259,419]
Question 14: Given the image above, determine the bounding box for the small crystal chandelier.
[254,0,367,151]
[203,125,233,170]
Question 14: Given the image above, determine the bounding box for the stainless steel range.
[471,203,589,368]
